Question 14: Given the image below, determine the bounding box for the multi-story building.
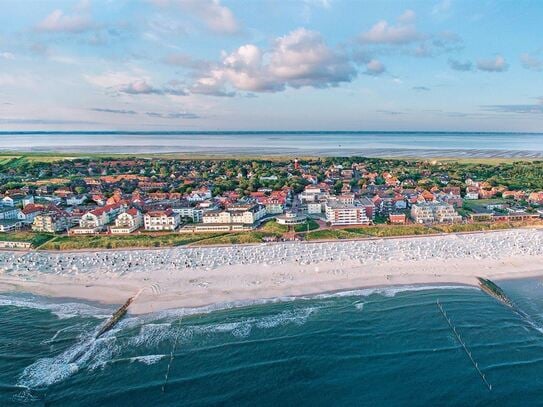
[202,204,266,225]
[110,208,143,234]
[143,209,180,231]
[411,202,462,224]
[32,212,70,233]
[324,198,373,226]
[70,203,125,234]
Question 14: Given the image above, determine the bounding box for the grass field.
[38,232,226,250]
[294,219,320,233]
[259,219,288,234]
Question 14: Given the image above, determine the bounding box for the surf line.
[436,299,492,391]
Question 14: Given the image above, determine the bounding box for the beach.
[0,229,542,314]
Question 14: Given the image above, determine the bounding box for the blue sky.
[0,0,542,131]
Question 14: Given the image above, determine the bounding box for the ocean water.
[2,279,543,406]
[1,131,543,157]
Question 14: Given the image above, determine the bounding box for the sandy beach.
[1,228,543,314]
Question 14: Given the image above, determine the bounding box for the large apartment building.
[202,204,266,225]
[32,212,70,233]
[410,202,462,224]
[110,208,143,234]
[143,209,180,231]
[324,196,374,226]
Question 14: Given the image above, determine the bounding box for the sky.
[0,0,542,131]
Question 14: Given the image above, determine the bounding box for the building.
[171,205,204,223]
[110,208,143,234]
[70,203,124,234]
[144,209,180,231]
[389,213,407,224]
[324,199,372,226]
[411,202,462,224]
[32,212,70,233]
[203,204,266,226]
[307,202,323,214]
[276,211,307,226]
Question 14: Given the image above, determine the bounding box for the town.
[1,155,542,249]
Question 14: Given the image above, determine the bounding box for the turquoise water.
[1,131,543,157]
[2,280,543,406]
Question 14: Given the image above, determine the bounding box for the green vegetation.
[259,219,288,234]
[0,232,56,247]
[305,221,533,241]
[191,231,278,246]
[294,219,320,233]
[39,233,226,250]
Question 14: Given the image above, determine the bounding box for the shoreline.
[1,229,543,315]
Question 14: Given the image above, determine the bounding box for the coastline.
[1,229,543,315]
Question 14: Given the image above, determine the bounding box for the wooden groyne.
[95,288,143,339]
[477,277,513,308]
[437,300,492,391]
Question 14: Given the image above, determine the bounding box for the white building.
[307,202,323,214]
[70,203,124,234]
[32,212,69,233]
[203,204,266,225]
[110,208,143,234]
[411,202,462,224]
[325,199,371,226]
[171,206,204,223]
[144,209,180,231]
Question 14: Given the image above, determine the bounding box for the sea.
[2,278,543,406]
[2,131,543,157]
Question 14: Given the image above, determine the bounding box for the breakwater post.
[437,299,492,391]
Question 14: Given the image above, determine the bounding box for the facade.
[144,209,180,231]
[70,203,124,234]
[276,211,307,226]
[411,202,462,224]
[32,212,70,233]
[110,208,143,234]
[203,204,266,226]
[325,199,371,226]
[180,223,254,233]
[171,206,204,223]
[307,202,323,214]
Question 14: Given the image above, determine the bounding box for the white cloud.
[476,55,508,72]
[398,9,416,24]
[365,59,385,75]
[84,71,187,96]
[520,53,542,71]
[36,9,93,33]
[191,28,356,96]
[359,10,423,45]
[0,52,15,60]
[152,0,239,34]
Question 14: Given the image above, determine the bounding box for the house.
[110,208,143,234]
[389,213,407,224]
[21,204,43,225]
[528,192,543,205]
[143,209,180,231]
[66,195,88,206]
